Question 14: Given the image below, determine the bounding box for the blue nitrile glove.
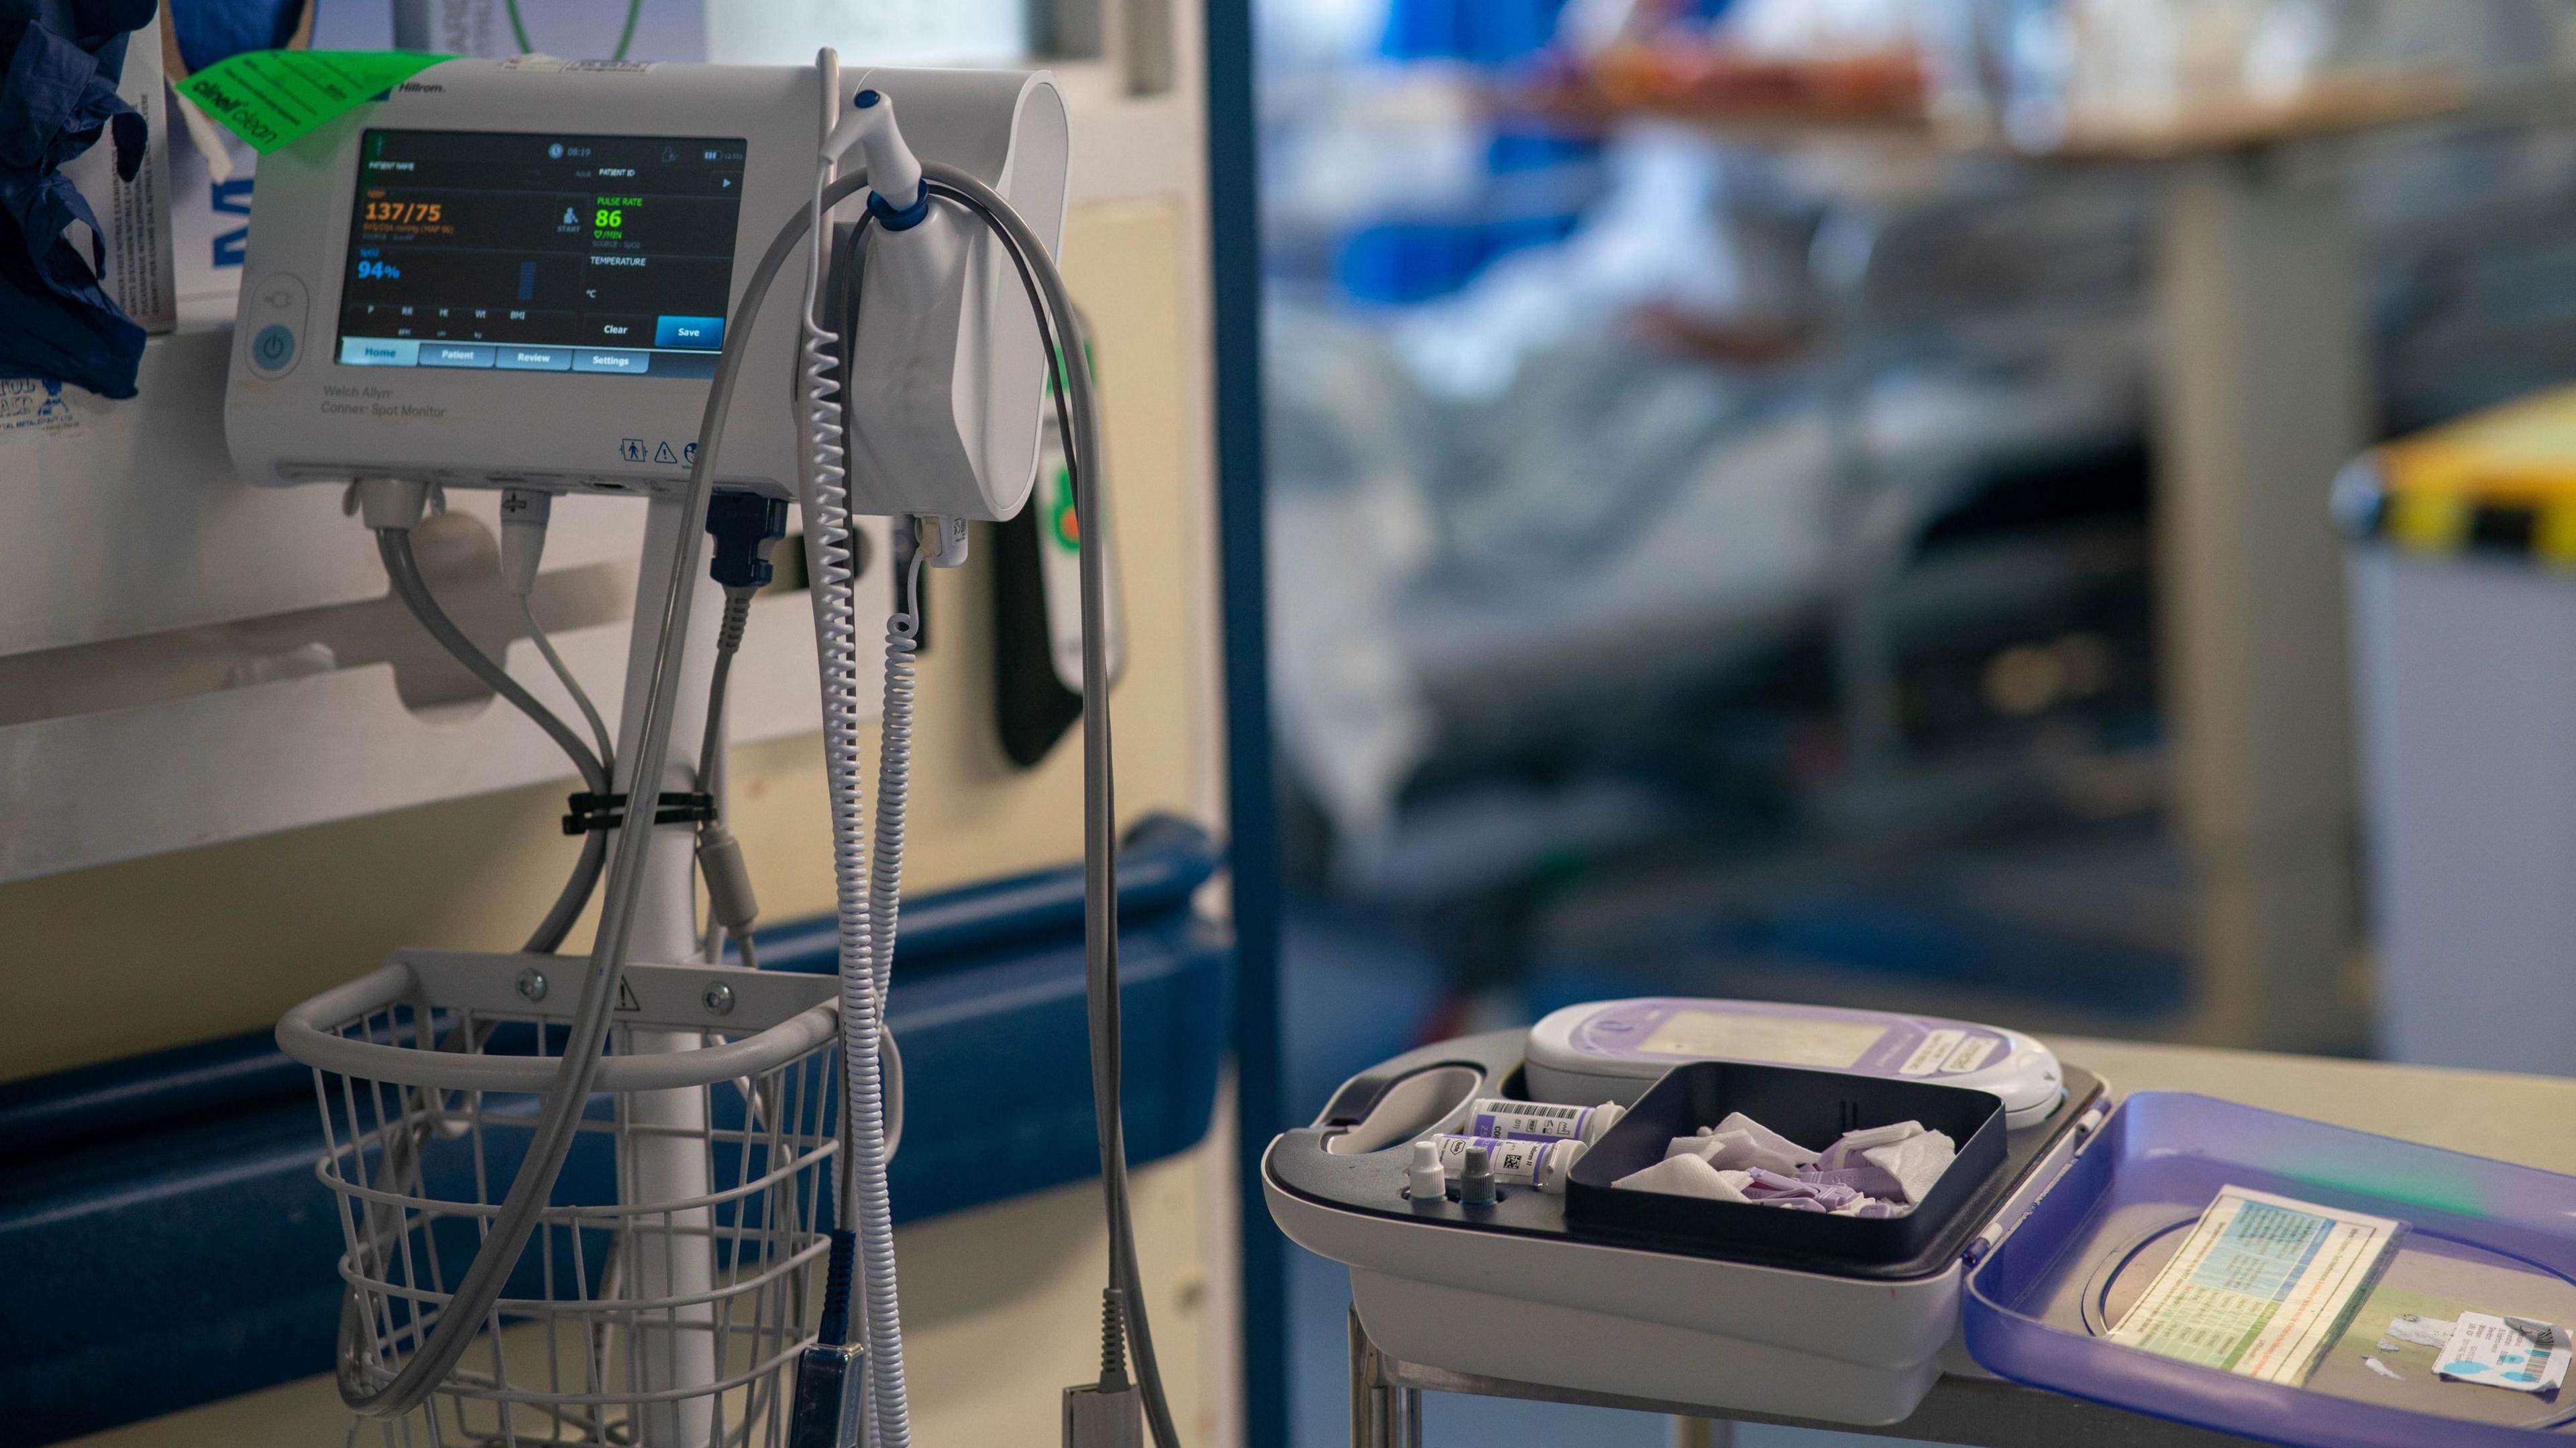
[0,0,160,398]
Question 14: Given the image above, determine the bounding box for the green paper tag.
[178,50,452,155]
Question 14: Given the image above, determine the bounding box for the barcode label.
[1434,1134,1558,1183]
[1470,1099,1595,1142]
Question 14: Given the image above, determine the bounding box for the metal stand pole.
[613,495,725,1445]
[1348,1308,1421,1448]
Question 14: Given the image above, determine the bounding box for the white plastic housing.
[222,60,1067,509]
[841,68,1067,522]
[1265,1109,2094,1426]
[1267,1148,1962,1425]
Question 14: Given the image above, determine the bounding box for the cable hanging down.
[376,524,609,954]
[523,596,616,783]
[894,162,1180,1448]
[339,513,624,1422]
[696,580,766,970]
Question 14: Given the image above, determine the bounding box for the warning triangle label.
[616,978,643,1012]
[653,441,678,464]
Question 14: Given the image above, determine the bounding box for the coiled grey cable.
[830,164,1171,1441]
[796,140,916,1445]
[869,545,927,1011]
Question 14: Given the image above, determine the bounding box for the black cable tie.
[562,791,717,836]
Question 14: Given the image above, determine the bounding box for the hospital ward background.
[1251,1,2576,1444]
[3,2,2576,1448]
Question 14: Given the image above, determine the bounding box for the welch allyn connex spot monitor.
[225,60,1067,515]
[1525,997,2065,1129]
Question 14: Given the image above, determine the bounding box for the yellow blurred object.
[2349,387,2576,567]
[2380,386,2576,504]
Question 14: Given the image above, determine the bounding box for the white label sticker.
[1901,1029,1963,1076]
[1471,1102,1590,1141]
[1943,1036,1998,1073]
[0,379,79,439]
[1433,1135,1556,1184]
[2436,1313,2573,1394]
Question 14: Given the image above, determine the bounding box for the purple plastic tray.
[1966,1091,2576,1448]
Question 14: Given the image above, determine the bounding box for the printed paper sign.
[2109,1186,2407,1386]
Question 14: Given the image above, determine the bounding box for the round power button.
[252,324,297,372]
[244,272,309,378]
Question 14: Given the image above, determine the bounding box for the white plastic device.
[1525,997,2064,1130]
[221,56,1091,1447]
[1267,1032,2110,1427]
[223,59,1067,511]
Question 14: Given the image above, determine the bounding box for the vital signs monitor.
[224,60,1067,511]
[225,55,1146,1448]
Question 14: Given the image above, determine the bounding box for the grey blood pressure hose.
[910,166,1184,1448]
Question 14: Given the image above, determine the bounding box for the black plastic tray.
[1563,1060,2008,1268]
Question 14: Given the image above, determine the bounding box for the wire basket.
[277,949,845,1448]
